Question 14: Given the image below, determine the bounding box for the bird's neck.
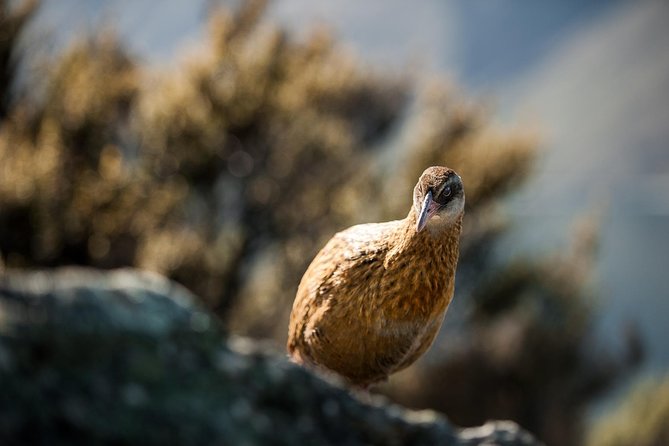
[379,209,462,318]
[385,208,462,267]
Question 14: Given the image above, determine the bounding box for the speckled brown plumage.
[287,166,465,387]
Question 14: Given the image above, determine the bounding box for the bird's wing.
[288,222,391,348]
[288,221,409,382]
[294,220,397,304]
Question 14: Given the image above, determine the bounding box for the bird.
[287,166,464,387]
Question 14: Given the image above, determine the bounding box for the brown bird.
[287,166,464,387]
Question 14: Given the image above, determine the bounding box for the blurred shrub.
[0,0,37,119]
[380,216,642,445]
[0,1,640,445]
[587,376,669,446]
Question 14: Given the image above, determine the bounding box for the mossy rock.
[0,268,540,446]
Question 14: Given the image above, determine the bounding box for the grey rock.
[0,268,542,446]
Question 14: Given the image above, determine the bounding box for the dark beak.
[416,190,439,232]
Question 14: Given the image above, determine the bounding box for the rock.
[0,268,542,446]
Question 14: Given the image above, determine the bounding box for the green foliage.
[0,1,640,445]
[587,376,669,446]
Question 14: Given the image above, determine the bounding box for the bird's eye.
[435,185,452,204]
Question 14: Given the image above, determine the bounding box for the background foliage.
[0,1,643,444]
[587,375,669,446]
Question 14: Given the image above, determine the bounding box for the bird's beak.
[416,190,439,232]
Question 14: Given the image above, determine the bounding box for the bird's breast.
[377,254,453,318]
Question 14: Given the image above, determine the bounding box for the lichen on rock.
[0,268,541,445]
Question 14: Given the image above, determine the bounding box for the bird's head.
[413,166,465,233]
